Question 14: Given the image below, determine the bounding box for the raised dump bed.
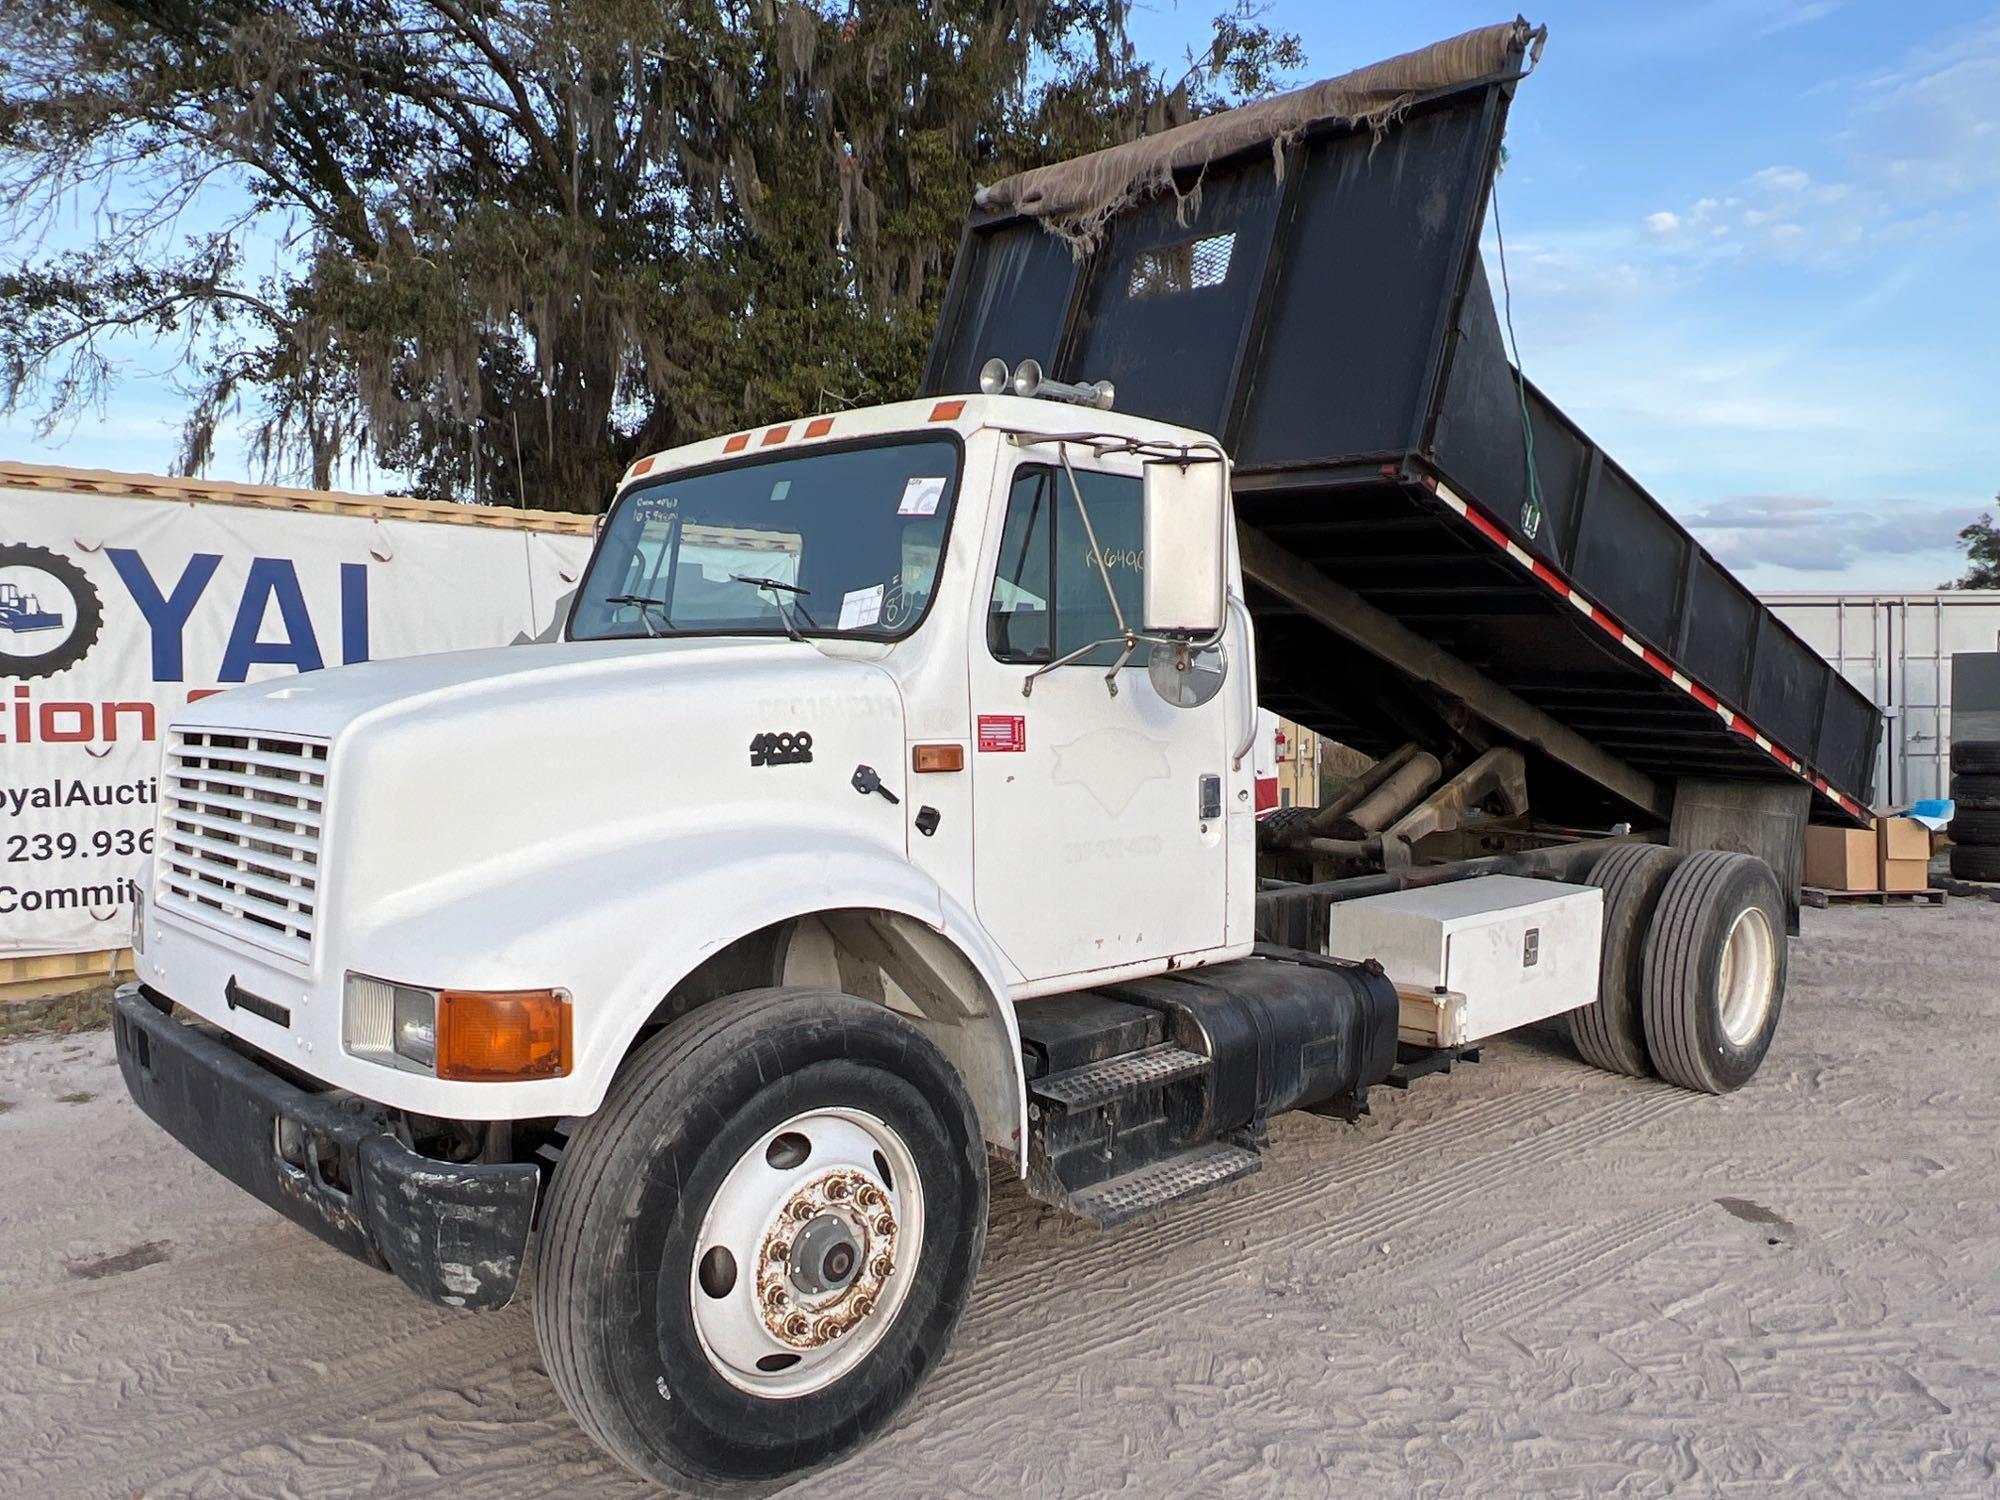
[924,20,1879,828]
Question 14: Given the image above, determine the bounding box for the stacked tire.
[1949,741,2000,882]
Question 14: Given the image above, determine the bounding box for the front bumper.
[113,985,540,1310]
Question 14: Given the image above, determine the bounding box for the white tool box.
[1326,875,1604,1047]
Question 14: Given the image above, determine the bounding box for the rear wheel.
[1641,852,1787,1094]
[1569,844,1683,1077]
[534,988,988,1495]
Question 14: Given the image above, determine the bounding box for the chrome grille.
[159,730,327,962]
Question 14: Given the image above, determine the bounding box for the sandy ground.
[2,902,1997,1499]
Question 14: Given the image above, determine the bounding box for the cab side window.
[987,465,1144,666]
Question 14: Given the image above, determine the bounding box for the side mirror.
[1141,456,1228,637]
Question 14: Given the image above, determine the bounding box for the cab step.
[1029,1043,1209,1112]
[1064,1142,1263,1228]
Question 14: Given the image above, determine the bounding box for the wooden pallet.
[1801,886,1945,908]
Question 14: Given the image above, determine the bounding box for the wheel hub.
[755,1167,898,1350]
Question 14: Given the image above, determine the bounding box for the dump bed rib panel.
[925,24,1880,824]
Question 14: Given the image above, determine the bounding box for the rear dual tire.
[1570,847,1786,1093]
[534,988,988,1496]
[1640,851,1787,1094]
[1570,845,1683,1077]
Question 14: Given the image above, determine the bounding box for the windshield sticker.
[897,476,947,517]
[769,479,791,501]
[633,494,679,521]
[838,583,885,630]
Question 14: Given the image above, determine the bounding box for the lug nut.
[874,1214,895,1236]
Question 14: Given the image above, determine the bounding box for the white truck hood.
[159,634,913,966]
[175,636,809,740]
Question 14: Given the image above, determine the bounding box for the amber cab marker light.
[435,988,572,1082]
[928,400,966,422]
[913,743,965,773]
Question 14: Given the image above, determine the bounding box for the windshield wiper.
[730,574,816,641]
[603,593,672,636]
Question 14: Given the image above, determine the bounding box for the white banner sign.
[0,484,592,959]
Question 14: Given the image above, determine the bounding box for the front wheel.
[534,987,989,1495]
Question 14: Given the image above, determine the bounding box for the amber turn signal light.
[436,988,572,1081]
[912,743,965,773]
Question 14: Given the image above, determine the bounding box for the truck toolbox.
[924,18,1880,827]
[113,987,540,1310]
[1327,875,1603,1046]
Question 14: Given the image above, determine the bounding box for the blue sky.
[5,2,1997,591]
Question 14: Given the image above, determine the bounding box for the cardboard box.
[1804,826,1877,891]
[1882,858,1930,893]
[1803,816,1934,892]
[1881,817,1932,861]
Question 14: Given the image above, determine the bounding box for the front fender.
[345,827,1027,1162]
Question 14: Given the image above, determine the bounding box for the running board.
[1029,1043,1210,1112]
[1063,1142,1263,1228]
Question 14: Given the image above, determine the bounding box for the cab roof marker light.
[723,433,751,453]
[762,425,791,446]
[804,417,835,438]
[929,400,967,421]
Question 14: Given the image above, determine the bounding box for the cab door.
[967,450,1233,985]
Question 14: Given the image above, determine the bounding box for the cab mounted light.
[435,988,573,1081]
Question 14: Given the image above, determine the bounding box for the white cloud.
[1681,494,1970,575]
[1642,165,1889,268]
[1856,17,2000,197]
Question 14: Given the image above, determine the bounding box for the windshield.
[570,436,962,642]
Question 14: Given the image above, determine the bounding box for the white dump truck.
[114,22,1878,1495]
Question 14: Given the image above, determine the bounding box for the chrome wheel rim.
[688,1106,924,1399]
[1717,904,1777,1047]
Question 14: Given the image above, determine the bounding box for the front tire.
[534,988,989,1496]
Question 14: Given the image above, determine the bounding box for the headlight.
[343,974,571,1080]
[343,973,439,1072]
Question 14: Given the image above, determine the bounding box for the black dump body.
[923,28,1879,827]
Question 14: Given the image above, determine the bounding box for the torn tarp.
[975,19,1544,250]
